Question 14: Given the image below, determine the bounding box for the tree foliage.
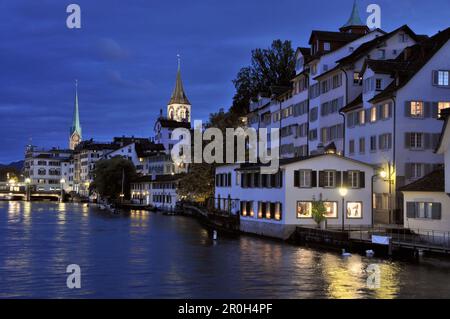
[177,162,214,202]
[231,39,296,115]
[91,156,137,201]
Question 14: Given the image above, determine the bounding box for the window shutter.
[365,109,370,123]
[432,102,439,118]
[335,171,341,188]
[294,171,300,187]
[379,135,384,150]
[359,171,365,188]
[377,104,383,120]
[432,70,439,86]
[405,133,411,149]
[405,163,412,179]
[424,133,431,149]
[424,102,432,118]
[342,171,349,187]
[318,171,325,187]
[311,171,317,187]
[241,173,246,188]
[432,203,442,220]
[406,202,416,218]
[405,101,411,117]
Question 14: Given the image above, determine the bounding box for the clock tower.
[69,80,82,150]
[167,56,191,123]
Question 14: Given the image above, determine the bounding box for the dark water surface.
[1,201,450,299]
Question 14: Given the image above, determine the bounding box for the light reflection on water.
[1,201,450,299]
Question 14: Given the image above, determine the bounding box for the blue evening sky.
[0,0,449,163]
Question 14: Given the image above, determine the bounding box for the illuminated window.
[382,103,390,119]
[353,72,362,85]
[370,107,377,122]
[438,102,450,117]
[410,101,424,117]
[438,71,449,86]
[324,202,338,218]
[347,202,363,219]
[359,110,366,125]
[297,202,312,219]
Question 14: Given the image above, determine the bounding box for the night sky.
[1,0,449,163]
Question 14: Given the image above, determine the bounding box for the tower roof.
[342,0,364,28]
[168,59,190,105]
[70,80,82,137]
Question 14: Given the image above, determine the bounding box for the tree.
[312,200,327,227]
[231,40,296,115]
[177,162,214,202]
[0,166,21,182]
[91,156,137,201]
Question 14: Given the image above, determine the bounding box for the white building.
[343,27,450,223]
[215,153,374,239]
[400,109,450,234]
[23,146,73,192]
[131,174,184,210]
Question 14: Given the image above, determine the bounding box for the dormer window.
[324,42,331,51]
[349,47,354,52]
[399,33,407,43]
[378,49,386,59]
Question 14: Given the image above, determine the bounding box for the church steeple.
[167,55,191,123]
[339,0,369,34]
[168,55,191,105]
[69,80,82,150]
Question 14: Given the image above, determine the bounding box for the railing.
[333,225,450,249]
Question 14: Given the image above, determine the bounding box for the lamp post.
[60,178,66,203]
[339,187,348,232]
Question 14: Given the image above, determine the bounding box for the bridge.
[0,186,63,201]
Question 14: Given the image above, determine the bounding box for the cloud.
[96,38,129,60]
[106,70,153,90]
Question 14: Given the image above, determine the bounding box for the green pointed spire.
[169,55,191,105]
[342,0,364,28]
[70,80,82,138]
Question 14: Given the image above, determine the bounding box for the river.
[1,201,450,299]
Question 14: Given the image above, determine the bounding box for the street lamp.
[339,187,348,232]
[60,178,66,203]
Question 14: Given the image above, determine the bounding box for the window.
[379,133,392,150]
[410,101,424,118]
[321,127,328,143]
[411,163,423,179]
[349,47,354,52]
[347,202,363,219]
[324,42,331,51]
[406,202,441,220]
[348,171,360,188]
[370,136,377,151]
[370,106,377,122]
[410,133,423,149]
[359,137,365,154]
[309,129,318,141]
[324,171,335,188]
[359,110,366,125]
[310,107,318,122]
[311,63,318,75]
[299,170,311,188]
[399,33,407,43]
[376,79,382,90]
[381,103,390,119]
[353,72,362,85]
[240,201,254,217]
[297,202,312,219]
[332,74,342,89]
[349,140,355,154]
[324,202,338,218]
[438,102,450,117]
[436,71,449,86]
[378,49,386,59]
